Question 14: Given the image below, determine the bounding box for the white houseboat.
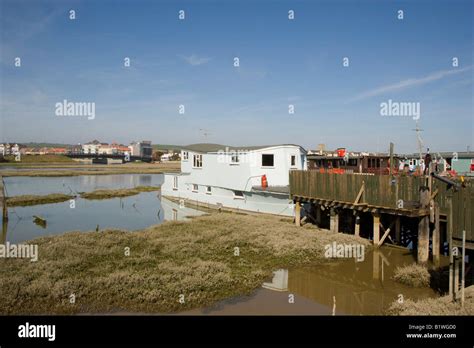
[162,144,307,216]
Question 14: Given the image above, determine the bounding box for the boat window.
[234,190,244,198]
[193,154,202,168]
[262,154,274,167]
[231,154,240,163]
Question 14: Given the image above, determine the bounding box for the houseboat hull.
[162,173,295,216]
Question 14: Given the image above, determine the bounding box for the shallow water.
[1,174,204,244]
[2,173,164,196]
[184,248,444,315]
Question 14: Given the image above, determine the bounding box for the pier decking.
[289,170,473,300]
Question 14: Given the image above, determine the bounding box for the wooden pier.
[289,171,473,267]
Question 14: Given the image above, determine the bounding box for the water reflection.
[262,269,289,291]
[3,174,164,196]
[2,194,205,244]
[261,249,441,315]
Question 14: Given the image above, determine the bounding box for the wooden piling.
[454,256,460,300]
[315,205,322,227]
[395,217,401,244]
[373,250,380,280]
[418,187,430,264]
[418,216,430,263]
[354,213,360,237]
[295,201,301,227]
[433,204,440,267]
[330,208,338,233]
[373,214,380,245]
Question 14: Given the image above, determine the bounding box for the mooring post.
[433,203,441,268]
[447,192,454,299]
[295,201,301,227]
[0,176,7,222]
[372,213,381,245]
[454,254,460,300]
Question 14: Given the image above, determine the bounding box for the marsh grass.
[0,212,369,314]
[388,286,474,315]
[6,193,74,207]
[393,263,431,287]
[2,155,75,163]
[80,186,161,200]
[0,161,180,176]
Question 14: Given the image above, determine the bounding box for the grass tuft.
[392,263,430,287]
[80,186,160,200]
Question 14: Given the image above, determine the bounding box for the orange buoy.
[261,174,268,188]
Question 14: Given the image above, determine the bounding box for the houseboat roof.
[181,143,307,154]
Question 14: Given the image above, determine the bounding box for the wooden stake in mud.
[0,176,7,221]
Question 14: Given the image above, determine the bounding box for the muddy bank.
[4,186,161,206]
[0,212,369,314]
[6,193,74,207]
[80,186,160,200]
[0,162,180,177]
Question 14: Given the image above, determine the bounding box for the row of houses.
[0,143,20,156]
[70,140,153,158]
[1,140,154,159]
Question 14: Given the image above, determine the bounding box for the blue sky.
[0,0,472,153]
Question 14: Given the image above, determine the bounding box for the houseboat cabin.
[162,144,307,216]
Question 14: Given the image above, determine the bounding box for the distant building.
[98,144,116,155]
[70,144,83,154]
[129,141,152,158]
[47,147,68,155]
[82,140,101,154]
[0,143,20,156]
[308,149,398,175]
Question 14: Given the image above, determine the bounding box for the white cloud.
[349,66,472,102]
[179,54,212,66]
